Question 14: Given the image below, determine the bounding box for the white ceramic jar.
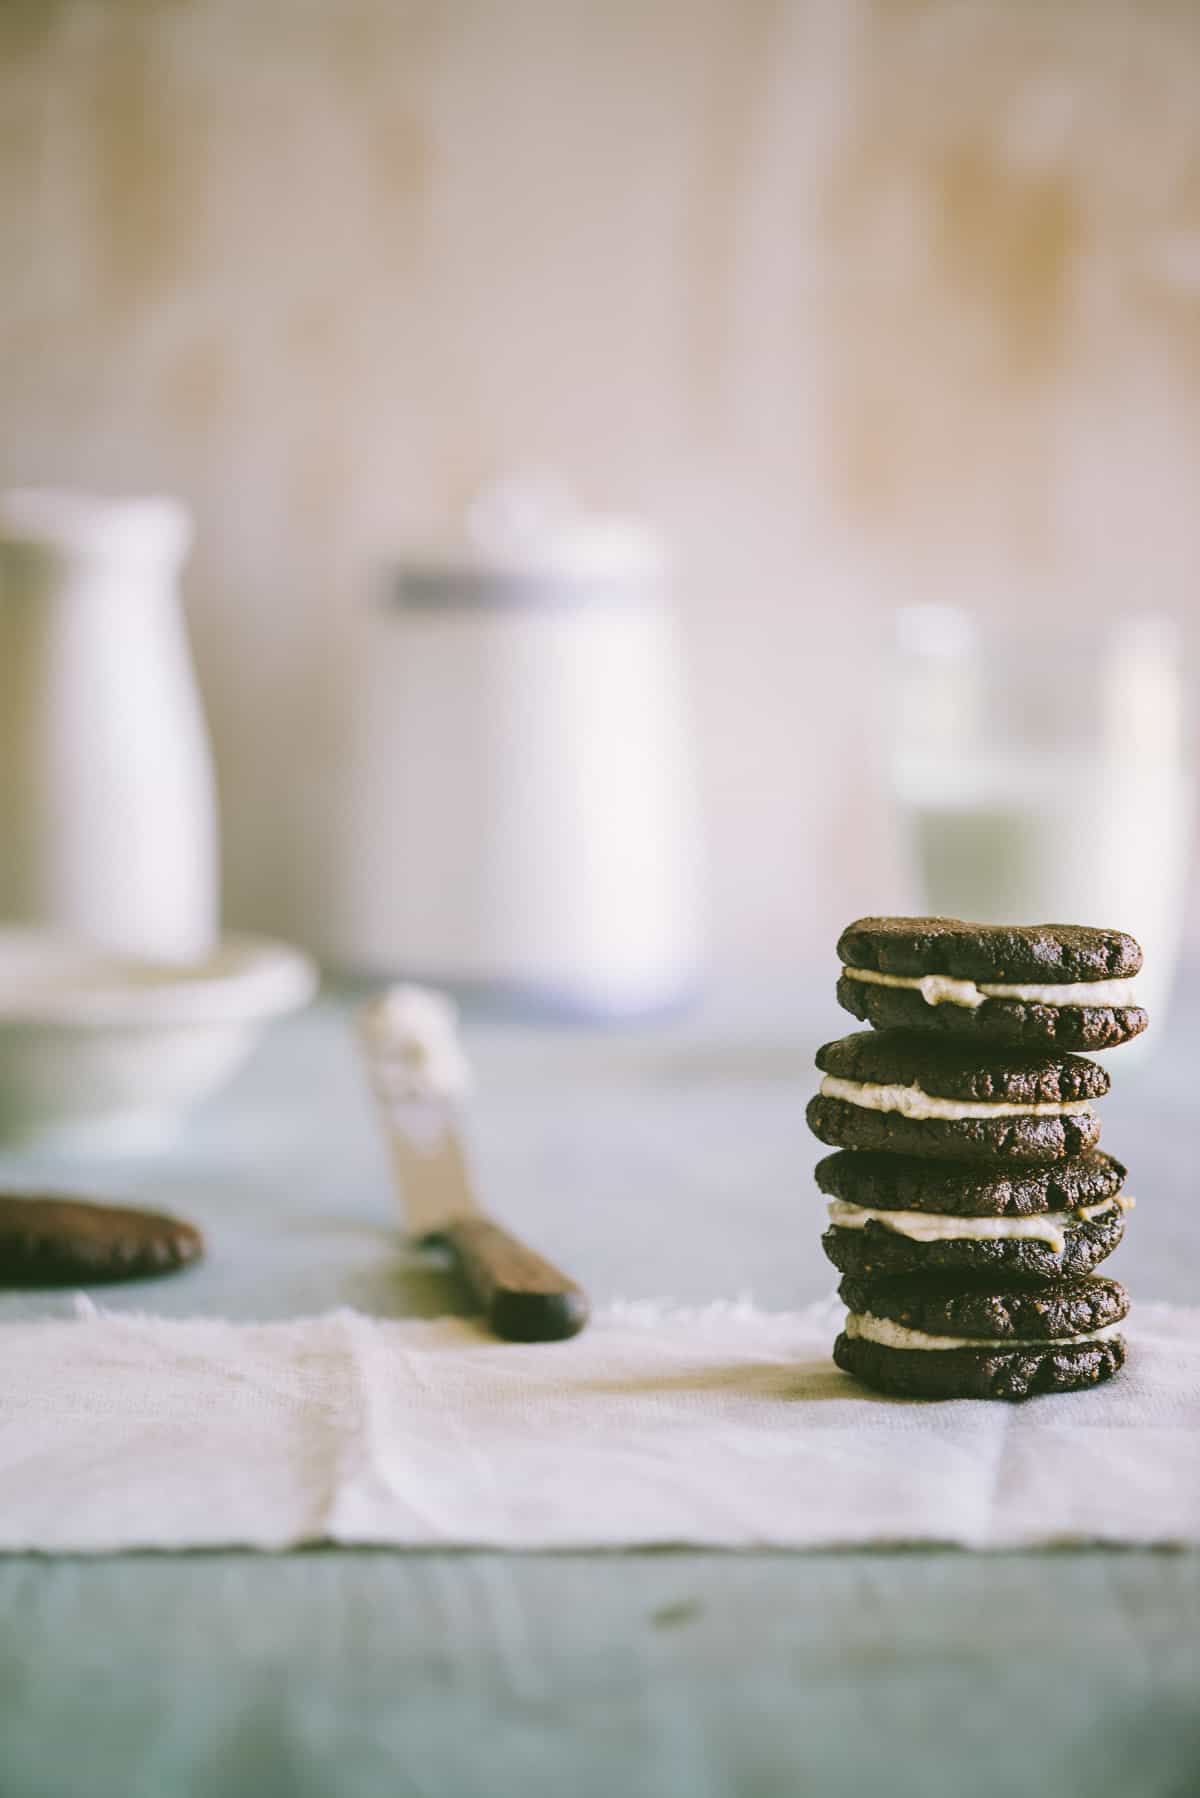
[331,490,704,1017]
[0,490,218,962]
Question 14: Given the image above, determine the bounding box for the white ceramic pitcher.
[0,489,218,962]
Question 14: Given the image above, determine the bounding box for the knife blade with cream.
[357,986,589,1343]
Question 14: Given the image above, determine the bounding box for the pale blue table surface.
[1,974,1197,1798]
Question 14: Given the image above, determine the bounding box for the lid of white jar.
[393,474,667,608]
[0,488,192,564]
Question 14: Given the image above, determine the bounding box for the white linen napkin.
[1,1299,1197,1553]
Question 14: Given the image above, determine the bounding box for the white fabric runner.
[2,1298,1198,1553]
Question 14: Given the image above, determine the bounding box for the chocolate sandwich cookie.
[836,916,1146,1050]
[0,1194,204,1286]
[814,1148,1127,1217]
[837,1271,1130,1340]
[820,1194,1127,1281]
[807,1030,1108,1164]
[832,1273,1129,1400]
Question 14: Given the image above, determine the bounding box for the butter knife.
[358,987,589,1343]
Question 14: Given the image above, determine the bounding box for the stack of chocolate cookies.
[807,917,1145,1400]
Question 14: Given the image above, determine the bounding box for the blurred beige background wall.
[2,0,1199,968]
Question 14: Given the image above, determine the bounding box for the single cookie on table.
[0,1194,204,1286]
[807,1029,1108,1164]
[836,915,1146,1050]
[833,1272,1129,1400]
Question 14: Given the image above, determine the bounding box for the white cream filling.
[358,985,473,1098]
[826,1196,1122,1254]
[819,1074,1094,1121]
[841,966,1140,1010]
[844,1310,1124,1353]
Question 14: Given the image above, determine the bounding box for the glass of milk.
[890,607,1194,1049]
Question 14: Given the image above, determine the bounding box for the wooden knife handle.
[445,1215,590,1343]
